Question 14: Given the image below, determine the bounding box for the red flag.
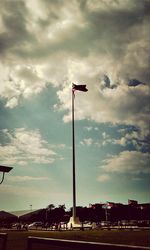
[72,83,88,92]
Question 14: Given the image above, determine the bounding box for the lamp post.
[140,206,143,220]
[0,165,13,184]
[30,204,32,211]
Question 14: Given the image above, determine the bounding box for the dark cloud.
[83,1,150,57]
[100,75,117,89]
[128,79,145,87]
[0,0,35,57]
[103,75,111,88]
[36,0,64,28]
[38,0,150,59]
[0,0,149,133]
[0,0,149,64]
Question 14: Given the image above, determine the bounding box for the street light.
[0,165,13,184]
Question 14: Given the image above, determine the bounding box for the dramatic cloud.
[101,151,150,175]
[0,0,149,210]
[0,0,149,134]
[0,128,56,166]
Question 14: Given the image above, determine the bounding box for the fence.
[0,233,7,250]
[27,237,150,250]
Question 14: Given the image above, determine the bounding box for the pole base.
[67,216,82,229]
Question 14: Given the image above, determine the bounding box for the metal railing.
[0,233,7,250]
[27,237,150,250]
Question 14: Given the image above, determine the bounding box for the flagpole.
[72,89,76,221]
[69,83,88,227]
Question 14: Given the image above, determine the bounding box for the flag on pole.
[72,83,88,92]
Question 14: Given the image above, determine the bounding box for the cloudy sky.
[0,0,150,212]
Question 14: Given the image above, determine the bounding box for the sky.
[0,0,150,212]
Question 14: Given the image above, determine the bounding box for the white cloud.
[97,174,111,182]
[84,126,99,131]
[5,97,18,108]
[0,128,56,166]
[53,144,66,149]
[86,0,138,12]
[84,126,93,131]
[7,175,49,182]
[109,137,127,147]
[102,137,127,147]
[0,184,47,198]
[58,74,149,134]
[101,129,149,149]
[80,138,93,146]
[118,129,149,150]
[101,151,150,174]
[102,132,110,139]
[0,64,46,106]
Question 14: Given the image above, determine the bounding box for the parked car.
[28,221,43,229]
[60,222,68,230]
[100,221,111,226]
[12,223,18,228]
[82,221,92,230]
